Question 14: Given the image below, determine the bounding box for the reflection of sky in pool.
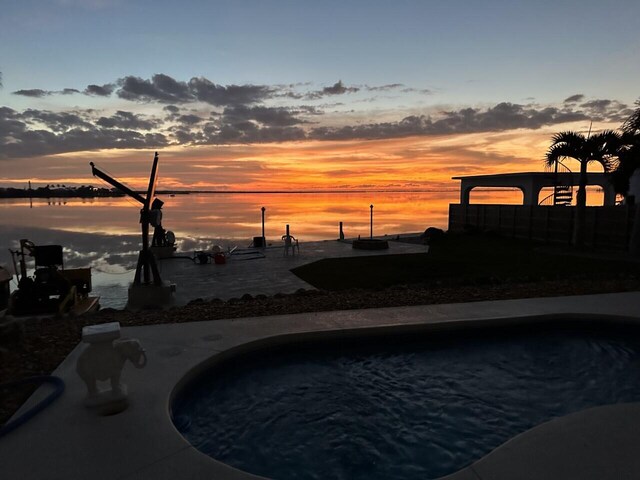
[173,326,640,480]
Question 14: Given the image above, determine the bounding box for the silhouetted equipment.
[90,152,175,309]
[0,266,13,312]
[7,239,99,316]
[90,153,162,286]
[33,245,64,268]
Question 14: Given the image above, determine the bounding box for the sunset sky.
[1,0,639,191]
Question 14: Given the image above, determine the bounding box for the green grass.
[291,233,638,291]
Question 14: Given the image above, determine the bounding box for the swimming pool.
[172,323,640,480]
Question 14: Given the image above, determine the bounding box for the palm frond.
[549,131,585,148]
[545,142,580,166]
[623,105,640,135]
[545,130,586,167]
[621,131,639,148]
[583,130,622,173]
[587,156,615,172]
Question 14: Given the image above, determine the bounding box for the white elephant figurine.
[76,338,147,407]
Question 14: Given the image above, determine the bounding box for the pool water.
[172,325,640,480]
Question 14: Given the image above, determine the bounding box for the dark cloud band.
[13,89,50,98]
[114,74,275,107]
[0,107,167,158]
[0,97,631,158]
[10,75,427,107]
[85,84,115,96]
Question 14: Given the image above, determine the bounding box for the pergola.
[452,172,616,206]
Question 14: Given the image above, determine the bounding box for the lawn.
[291,232,638,291]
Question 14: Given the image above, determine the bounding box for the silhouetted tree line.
[0,185,124,198]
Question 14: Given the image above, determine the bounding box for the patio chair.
[282,233,299,256]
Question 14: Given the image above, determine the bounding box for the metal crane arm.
[89,162,146,204]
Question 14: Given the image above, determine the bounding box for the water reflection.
[0,178,606,239]
[0,190,526,241]
[0,190,524,308]
[0,225,139,309]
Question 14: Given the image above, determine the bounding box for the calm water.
[0,191,461,239]
[0,190,521,307]
[173,325,640,480]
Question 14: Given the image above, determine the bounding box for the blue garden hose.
[0,375,65,438]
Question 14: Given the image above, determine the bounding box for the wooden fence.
[448,204,635,250]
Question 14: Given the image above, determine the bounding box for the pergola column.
[602,183,617,206]
[521,177,543,205]
[460,184,472,205]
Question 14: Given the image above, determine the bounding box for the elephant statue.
[76,338,147,406]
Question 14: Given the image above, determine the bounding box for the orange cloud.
[0,120,619,192]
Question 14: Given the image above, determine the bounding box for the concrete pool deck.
[3,292,640,479]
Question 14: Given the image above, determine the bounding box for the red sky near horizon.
[0,120,615,193]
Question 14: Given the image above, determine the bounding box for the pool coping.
[2,291,640,480]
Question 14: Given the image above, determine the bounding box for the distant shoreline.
[0,187,499,199]
[158,189,462,194]
[0,187,121,199]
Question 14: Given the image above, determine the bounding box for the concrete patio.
[156,236,428,306]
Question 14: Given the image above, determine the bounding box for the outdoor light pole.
[261,206,266,242]
[370,204,374,239]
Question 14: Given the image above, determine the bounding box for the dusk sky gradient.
[1,0,639,191]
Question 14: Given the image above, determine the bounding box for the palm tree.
[613,104,640,254]
[610,106,640,197]
[545,129,621,247]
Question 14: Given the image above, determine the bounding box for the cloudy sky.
[1,0,639,191]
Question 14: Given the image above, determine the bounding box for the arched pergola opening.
[467,187,524,205]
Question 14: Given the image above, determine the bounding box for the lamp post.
[370,204,374,239]
[261,206,266,243]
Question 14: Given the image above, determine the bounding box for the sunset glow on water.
[0,190,531,242]
[0,189,522,308]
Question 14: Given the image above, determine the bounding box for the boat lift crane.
[90,152,174,308]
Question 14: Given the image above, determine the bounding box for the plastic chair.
[282,234,299,256]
